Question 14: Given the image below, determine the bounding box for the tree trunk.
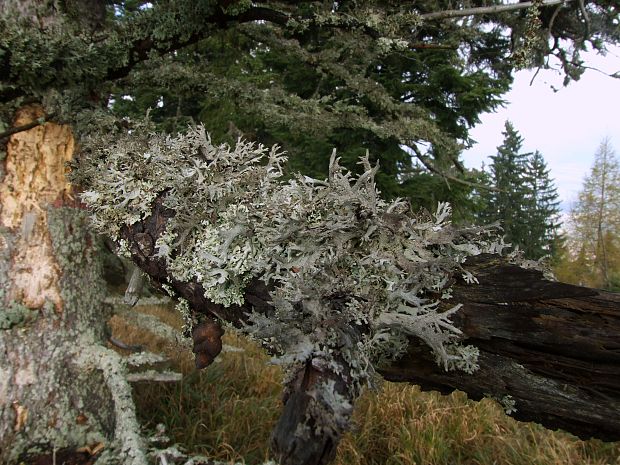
[0,106,147,464]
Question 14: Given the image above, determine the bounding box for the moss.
[0,301,36,330]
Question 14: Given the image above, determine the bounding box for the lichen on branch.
[76,124,505,386]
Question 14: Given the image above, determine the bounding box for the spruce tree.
[522,150,562,259]
[107,18,514,218]
[479,124,561,259]
[481,121,529,247]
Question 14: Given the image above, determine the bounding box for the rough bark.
[270,361,352,465]
[119,196,620,464]
[379,254,620,442]
[0,106,147,464]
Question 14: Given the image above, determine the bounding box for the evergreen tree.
[521,150,562,259]
[479,123,561,259]
[1,1,619,462]
[108,18,514,219]
[480,121,529,247]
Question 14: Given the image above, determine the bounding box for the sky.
[462,45,620,212]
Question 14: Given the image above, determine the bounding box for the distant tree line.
[555,138,620,291]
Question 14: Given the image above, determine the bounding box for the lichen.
[125,352,167,368]
[511,0,546,69]
[76,343,149,465]
[438,343,480,374]
[500,395,517,415]
[175,297,196,336]
[486,392,518,416]
[78,124,501,397]
[220,0,252,16]
[47,207,110,340]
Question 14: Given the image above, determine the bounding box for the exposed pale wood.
[0,105,75,310]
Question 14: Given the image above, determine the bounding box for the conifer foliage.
[522,150,563,259]
[480,121,561,259]
[1,1,619,463]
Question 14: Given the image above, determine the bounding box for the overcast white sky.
[462,45,620,212]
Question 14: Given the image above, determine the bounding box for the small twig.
[578,0,590,43]
[529,65,543,86]
[548,3,564,35]
[311,75,324,99]
[410,147,499,192]
[0,117,47,140]
[578,64,620,78]
[408,43,458,50]
[421,0,574,21]
[109,336,143,353]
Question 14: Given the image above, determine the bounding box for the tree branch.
[118,198,620,452]
[104,7,289,83]
[0,116,49,140]
[0,0,590,105]
[421,0,575,21]
[411,147,499,192]
[0,6,293,104]
[379,254,620,442]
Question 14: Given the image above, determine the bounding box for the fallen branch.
[119,201,620,448]
[79,131,619,465]
[379,254,620,441]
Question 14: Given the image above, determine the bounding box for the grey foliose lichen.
[77,124,505,390]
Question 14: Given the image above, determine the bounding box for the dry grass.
[108,304,282,464]
[108,303,620,465]
[336,385,619,465]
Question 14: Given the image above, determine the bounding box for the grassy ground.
[108,303,620,465]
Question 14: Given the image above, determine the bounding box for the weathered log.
[379,254,620,442]
[120,202,620,465]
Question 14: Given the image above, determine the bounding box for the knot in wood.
[192,318,224,369]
